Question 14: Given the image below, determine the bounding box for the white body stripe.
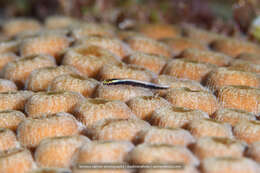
[103,78,170,89]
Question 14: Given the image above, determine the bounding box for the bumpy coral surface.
[0,16,260,173]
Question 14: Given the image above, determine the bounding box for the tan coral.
[96,84,154,102]
[0,91,33,111]
[25,65,80,91]
[35,135,90,168]
[126,36,173,57]
[211,37,260,57]
[192,136,246,159]
[98,63,156,82]
[0,128,20,153]
[48,74,99,97]
[152,75,207,96]
[124,52,169,74]
[2,18,42,37]
[150,106,209,128]
[73,98,136,129]
[127,95,171,120]
[127,143,199,166]
[211,108,256,126]
[0,110,25,131]
[0,148,37,173]
[178,48,232,66]
[0,53,18,74]
[205,67,260,91]
[217,85,260,114]
[3,54,56,88]
[0,40,19,54]
[20,34,71,62]
[78,36,131,59]
[162,58,216,82]
[62,45,120,77]
[25,91,84,117]
[0,79,17,92]
[233,120,260,144]
[138,23,181,39]
[165,88,218,115]
[160,37,208,55]
[136,127,195,146]
[17,112,83,148]
[89,118,151,142]
[186,118,234,139]
[201,157,260,173]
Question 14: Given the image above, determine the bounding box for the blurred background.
[0,0,260,35]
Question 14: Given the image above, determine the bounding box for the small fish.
[102,78,169,89]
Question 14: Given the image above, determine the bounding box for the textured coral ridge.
[0,16,260,173]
